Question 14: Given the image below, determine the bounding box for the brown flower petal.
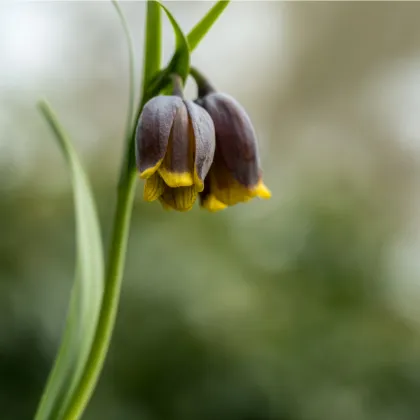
[198,92,260,188]
[135,95,184,178]
[184,101,215,192]
[158,103,194,188]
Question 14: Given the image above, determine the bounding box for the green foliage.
[159,2,190,83]
[187,1,230,51]
[142,1,162,88]
[147,0,230,97]
[3,3,420,420]
[32,1,231,419]
[111,0,136,140]
[34,101,104,420]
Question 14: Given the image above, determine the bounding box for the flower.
[196,92,271,212]
[135,94,215,211]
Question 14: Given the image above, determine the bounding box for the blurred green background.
[3,1,420,419]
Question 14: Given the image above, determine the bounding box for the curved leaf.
[158,2,190,83]
[112,0,136,137]
[34,100,104,420]
[187,1,230,51]
[112,0,147,186]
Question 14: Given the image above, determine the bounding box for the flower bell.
[191,68,271,212]
[135,74,215,211]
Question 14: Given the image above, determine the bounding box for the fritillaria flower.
[192,69,271,212]
[135,75,215,211]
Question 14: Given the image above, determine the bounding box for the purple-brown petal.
[199,92,260,188]
[184,100,215,190]
[160,102,191,175]
[135,95,184,177]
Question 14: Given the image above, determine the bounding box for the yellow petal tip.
[143,187,159,202]
[143,174,165,202]
[140,160,162,180]
[158,168,194,188]
[201,195,227,212]
[159,197,172,211]
[159,186,197,211]
[254,182,271,199]
[194,174,204,192]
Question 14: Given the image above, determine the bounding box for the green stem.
[63,169,137,420]
[119,0,162,188]
[189,66,216,97]
[170,73,184,98]
[143,0,162,89]
[61,3,163,417]
[58,2,232,418]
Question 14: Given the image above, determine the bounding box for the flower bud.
[135,93,215,212]
[196,92,271,211]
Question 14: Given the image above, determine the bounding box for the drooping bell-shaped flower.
[135,75,215,211]
[191,68,271,212]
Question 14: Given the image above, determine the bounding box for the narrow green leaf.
[54,3,161,416]
[158,2,190,83]
[142,0,162,89]
[34,100,104,420]
[112,0,142,188]
[124,0,163,186]
[187,1,230,51]
[112,0,136,139]
[145,0,229,97]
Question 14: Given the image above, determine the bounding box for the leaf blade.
[159,2,190,83]
[187,1,230,51]
[34,100,104,420]
[112,0,136,139]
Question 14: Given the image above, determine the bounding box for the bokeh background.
[3,1,420,419]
